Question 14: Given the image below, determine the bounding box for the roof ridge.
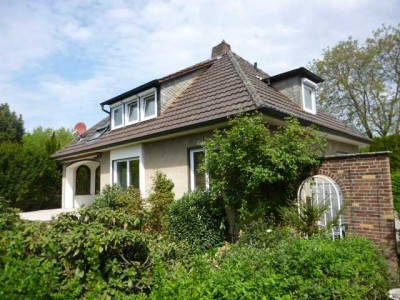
[226,51,264,108]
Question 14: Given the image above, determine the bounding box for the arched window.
[76,165,91,195]
[95,166,101,194]
[298,175,344,239]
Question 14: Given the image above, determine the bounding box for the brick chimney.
[211,40,231,58]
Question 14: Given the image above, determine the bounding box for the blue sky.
[1,0,399,131]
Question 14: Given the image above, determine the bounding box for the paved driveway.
[20,208,77,221]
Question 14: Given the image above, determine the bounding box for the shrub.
[167,190,226,252]
[93,184,147,228]
[392,171,400,214]
[0,197,22,231]
[150,235,390,299]
[146,171,175,234]
[0,206,153,299]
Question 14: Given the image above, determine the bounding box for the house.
[52,41,371,209]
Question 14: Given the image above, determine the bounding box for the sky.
[1,0,399,132]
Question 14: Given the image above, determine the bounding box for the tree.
[0,103,24,143]
[201,114,326,237]
[0,142,62,211]
[310,24,400,138]
[23,126,74,153]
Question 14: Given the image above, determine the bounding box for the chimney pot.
[211,40,231,59]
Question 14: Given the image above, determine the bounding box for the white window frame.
[139,88,157,121]
[297,175,344,239]
[124,96,140,125]
[111,104,124,130]
[110,88,157,130]
[189,148,209,191]
[301,78,317,114]
[112,157,140,189]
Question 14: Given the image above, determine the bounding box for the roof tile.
[53,50,369,159]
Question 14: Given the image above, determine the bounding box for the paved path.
[20,208,77,221]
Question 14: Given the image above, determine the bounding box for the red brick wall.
[318,152,398,275]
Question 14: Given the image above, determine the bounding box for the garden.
[0,114,393,299]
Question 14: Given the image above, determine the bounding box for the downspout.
[101,104,110,115]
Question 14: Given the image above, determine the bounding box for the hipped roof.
[53,50,370,160]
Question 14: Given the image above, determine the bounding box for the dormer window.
[302,78,317,114]
[112,105,124,129]
[126,98,139,125]
[110,88,157,130]
[142,93,156,120]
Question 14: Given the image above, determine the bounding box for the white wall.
[64,160,100,208]
[109,144,145,196]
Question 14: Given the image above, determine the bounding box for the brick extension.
[318,151,398,275]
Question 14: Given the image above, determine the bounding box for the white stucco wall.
[109,144,145,196]
[64,160,100,209]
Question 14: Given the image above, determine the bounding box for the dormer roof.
[267,67,324,84]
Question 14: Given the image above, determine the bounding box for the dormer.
[266,67,323,114]
[101,81,159,131]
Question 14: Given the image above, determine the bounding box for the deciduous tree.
[201,114,326,237]
[311,24,400,138]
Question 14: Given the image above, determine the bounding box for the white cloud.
[1,0,399,131]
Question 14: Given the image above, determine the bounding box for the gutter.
[53,107,370,161]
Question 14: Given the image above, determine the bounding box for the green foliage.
[310,24,400,138]
[201,114,326,234]
[280,200,339,238]
[146,171,175,234]
[367,134,400,171]
[0,206,153,299]
[0,197,22,231]
[0,103,24,143]
[23,126,74,153]
[0,123,74,211]
[0,142,62,211]
[94,184,145,217]
[150,236,389,299]
[392,171,400,214]
[167,190,226,252]
[238,218,292,248]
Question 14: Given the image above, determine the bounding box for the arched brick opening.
[317,152,398,276]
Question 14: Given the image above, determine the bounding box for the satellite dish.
[74,122,87,137]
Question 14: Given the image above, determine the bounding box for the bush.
[93,184,147,228]
[146,171,175,234]
[150,235,390,299]
[392,171,400,214]
[0,197,22,231]
[167,190,226,252]
[0,206,153,299]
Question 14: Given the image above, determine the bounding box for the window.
[110,88,157,130]
[88,125,109,141]
[111,105,124,129]
[301,78,317,114]
[76,165,91,195]
[189,149,209,190]
[298,175,344,239]
[142,93,156,120]
[95,166,101,194]
[126,100,139,124]
[114,158,140,189]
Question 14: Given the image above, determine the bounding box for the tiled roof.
[53,50,370,160]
